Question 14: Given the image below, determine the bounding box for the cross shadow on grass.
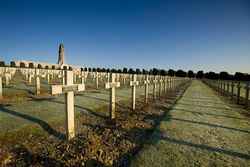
[112,82,191,166]
[160,135,250,160]
[46,99,107,119]
[173,108,248,121]
[170,117,250,134]
[150,107,250,161]
[177,102,231,110]
[143,107,250,160]
[0,104,65,140]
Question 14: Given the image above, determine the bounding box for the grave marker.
[4,73,11,86]
[237,82,241,104]
[164,77,168,94]
[96,72,99,89]
[130,74,139,110]
[231,82,235,99]
[51,70,85,140]
[152,76,158,100]
[159,77,163,97]
[35,69,41,95]
[144,75,150,103]
[245,83,250,108]
[0,76,2,99]
[105,73,120,119]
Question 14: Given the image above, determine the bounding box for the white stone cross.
[4,73,11,86]
[28,72,34,85]
[164,77,168,93]
[35,69,41,95]
[0,76,2,99]
[130,74,139,110]
[245,82,250,107]
[169,77,172,90]
[158,77,163,97]
[105,73,120,119]
[95,72,99,89]
[80,71,86,84]
[51,70,85,140]
[152,76,158,100]
[47,72,50,84]
[144,75,150,103]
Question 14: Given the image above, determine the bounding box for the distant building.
[11,44,79,71]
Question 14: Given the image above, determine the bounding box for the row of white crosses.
[0,67,17,99]
[50,70,179,140]
[204,79,250,108]
[0,67,16,86]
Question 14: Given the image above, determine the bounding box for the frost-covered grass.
[131,80,250,167]
[0,73,155,134]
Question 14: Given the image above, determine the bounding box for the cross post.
[0,76,2,99]
[96,72,99,89]
[144,75,150,103]
[159,77,163,97]
[152,76,158,100]
[231,81,235,100]
[237,82,241,104]
[35,69,40,95]
[245,82,250,108]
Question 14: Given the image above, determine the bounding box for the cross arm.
[105,82,120,89]
[51,84,85,95]
[130,81,139,86]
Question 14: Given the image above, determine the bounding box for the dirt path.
[131,80,250,167]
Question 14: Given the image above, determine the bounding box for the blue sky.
[0,0,249,73]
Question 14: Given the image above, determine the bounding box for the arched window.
[10,61,16,67]
[28,63,34,68]
[38,64,43,69]
[0,61,5,67]
[20,62,26,68]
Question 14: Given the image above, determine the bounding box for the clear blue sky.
[0,0,249,73]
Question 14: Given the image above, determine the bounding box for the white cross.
[164,77,168,93]
[158,77,163,97]
[35,69,41,95]
[0,76,2,99]
[245,83,250,107]
[95,72,99,89]
[51,70,85,140]
[28,72,34,85]
[80,71,86,84]
[4,73,11,86]
[105,73,120,119]
[144,75,150,103]
[130,74,139,110]
[47,72,50,84]
[152,76,158,100]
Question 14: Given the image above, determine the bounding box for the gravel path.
[131,80,250,167]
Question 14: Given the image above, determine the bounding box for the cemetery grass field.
[0,71,189,166]
[131,80,250,167]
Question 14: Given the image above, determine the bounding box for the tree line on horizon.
[83,67,250,81]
